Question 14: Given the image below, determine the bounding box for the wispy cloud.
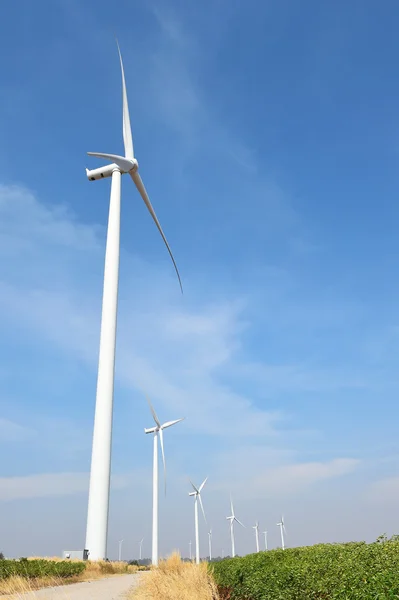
[0,472,130,501]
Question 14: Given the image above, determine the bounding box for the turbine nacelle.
[88,152,139,175]
[144,426,158,434]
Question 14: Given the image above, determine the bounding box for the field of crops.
[211,538,399,599]
[0,558,85,580]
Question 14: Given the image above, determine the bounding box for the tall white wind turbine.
[145,396,184,566]
[85,42,182,561]
[208,529,212,561]
[253,521,260,553]
[139,538,144,561]
[226,496,245,557]
[189,478,208,565]
[262,530,268,551]
[277,516,286,550]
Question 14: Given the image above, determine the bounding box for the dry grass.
[129,552,218,600]
[0,560,138,596]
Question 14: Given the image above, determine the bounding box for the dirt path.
[2,573,140,600]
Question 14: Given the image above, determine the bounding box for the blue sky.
[1,0,399,559]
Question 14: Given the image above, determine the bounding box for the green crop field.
[211,536,399,599]
[0,558,86,580]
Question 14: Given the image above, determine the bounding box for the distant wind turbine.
[139,538,144,561]
[262,530,268,551]
[145,396,184,565]
[189,540,192,560]
[277,516,286,550]
[208,529,212,561]
[253,521,260,553]
[226,496,245,557]
[118,539,123,561]
[85,40,182,561]
[189,478,208,564]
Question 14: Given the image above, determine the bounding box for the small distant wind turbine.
[262,530,268,551]
[189,478,208,565]
[139,538,144,561]
[208,529,212,561]
[189,540,192,560]
[253,521,260,553]
[226,496,245,557]
[145,396,184,565]
[85,40,182,561]
[277,516,286,550]
[118,539,123,561]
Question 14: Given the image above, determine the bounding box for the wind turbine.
[189,478,208,565]
[145,396,184,566]
[139,538,144,561]
[118,539,123,561]
[189,540,192,561]
[262,530,268,551]
[208,528,212,561]
[85,42,182,561]
[226,496,245,557]
[277,516,286,550]
[253,521,260,553]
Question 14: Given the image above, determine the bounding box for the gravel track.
[2,573,140,600]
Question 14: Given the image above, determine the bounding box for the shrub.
[211,539,399,599]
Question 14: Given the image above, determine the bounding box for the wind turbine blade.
[230,495,234,517]
[116,40,134,160]
[130,171,183,293]
[198,494,207,525]
[161,418,185,430]
[235,517,245,528]
[199,477,208,492]
[189,480,199,494]
[145,395,161,428]
[159,427,166,496]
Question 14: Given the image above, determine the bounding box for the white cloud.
[367,475,399,504]
[0,472,130,501]
[0,418,36,443]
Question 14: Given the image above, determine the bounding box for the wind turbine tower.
[189,478,208,565]
[277,516,286,550]
[253,521,260,553]
[262,530,268,551]
[85,41,182,560]
[145,396,184,565]
[226,496,245,557]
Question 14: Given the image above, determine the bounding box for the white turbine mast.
[226,495,245,557]
[85,40,182,561]
[262,530,268,551]
[139,537,144,561]
[253,521,260,553]
[208,528,212,561]
[145,395,184,566]
[189,477,208,565]
[189,540,192,561]
[277,515,286,550]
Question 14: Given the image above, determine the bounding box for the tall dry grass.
[0,560,138,596]
[129,552,218,600]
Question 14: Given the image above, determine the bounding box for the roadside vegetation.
[130,552,218,600]
[0,557,139,595]
[211,535,399,599]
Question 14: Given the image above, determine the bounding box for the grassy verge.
[128,552,218,600]
[0,558,139,596]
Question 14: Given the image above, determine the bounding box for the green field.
[0,558,86,580]
[211,536,399,599]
